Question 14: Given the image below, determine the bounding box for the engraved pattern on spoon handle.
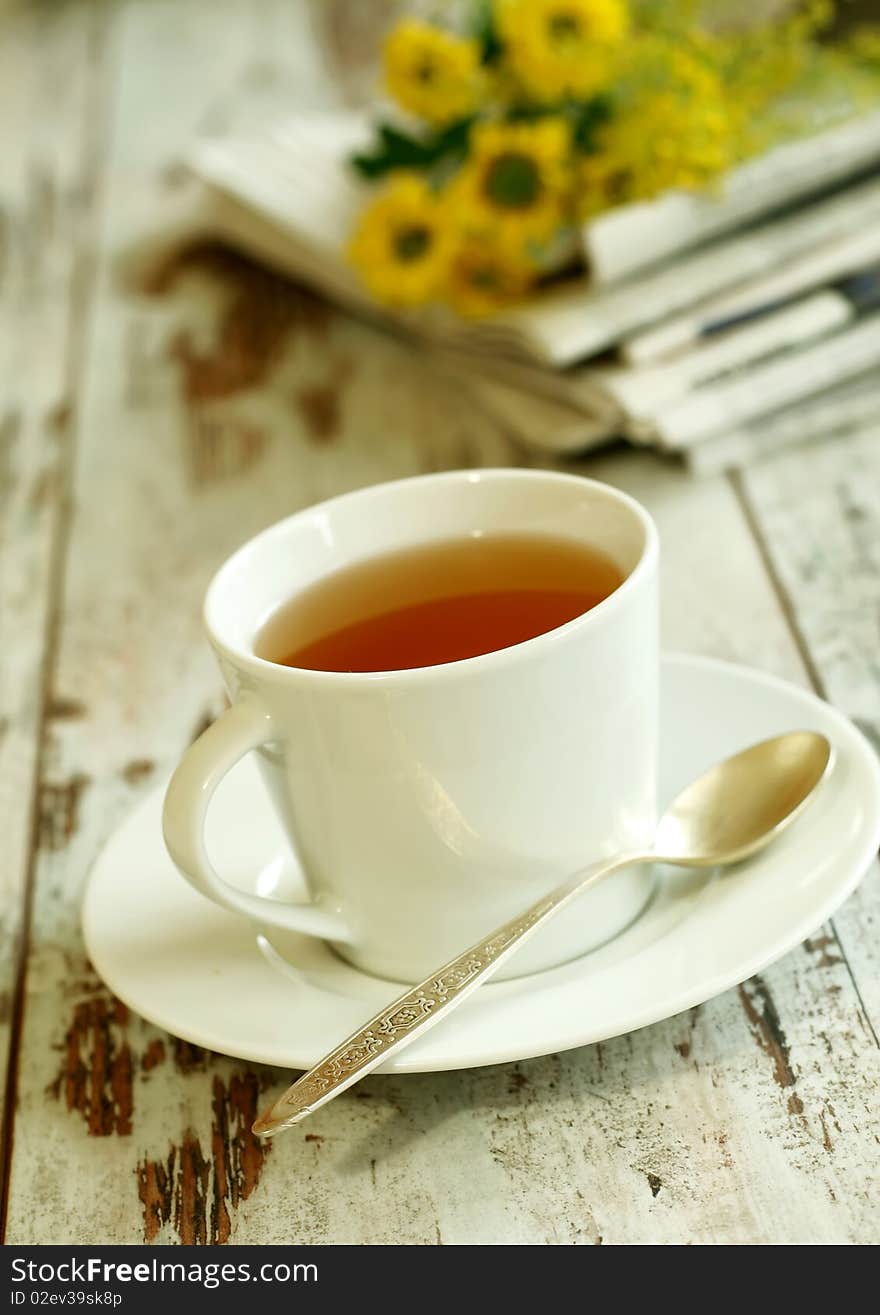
[253,854,634,1137]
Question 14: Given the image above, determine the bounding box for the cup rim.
[204,468,659,687]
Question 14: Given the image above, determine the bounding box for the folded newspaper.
[128,106,880,472]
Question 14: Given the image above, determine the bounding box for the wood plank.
[0,0,107,1165]
[738,437,880,1041]
[5,0,880,1245]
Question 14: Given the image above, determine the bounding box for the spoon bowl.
[654,731,833,867]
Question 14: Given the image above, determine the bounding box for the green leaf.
[351,118,475,181]
[571,95,614,153]
[506,102,553,122]
[350,151,391,180]
[470,0,504,66]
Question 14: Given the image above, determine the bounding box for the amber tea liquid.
[256,533,624,674]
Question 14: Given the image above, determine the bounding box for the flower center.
[483,152,541,210]
[415,58,436,84]
[394,224,432,261]
[469,263,501,291]
[549,12,582,41]
[604,167,632,204]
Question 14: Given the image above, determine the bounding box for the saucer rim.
[82,652,880,1073]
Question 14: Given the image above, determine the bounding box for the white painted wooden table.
[1,0,878,1245]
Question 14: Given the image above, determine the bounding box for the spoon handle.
[253,852,637,1137]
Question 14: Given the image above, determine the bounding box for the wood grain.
[0,0,108,1168]
[1,0,879,1246]
[739,438,880,1044]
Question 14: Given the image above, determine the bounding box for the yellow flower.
[495,0,629,102]
[384,20,483,125]
[576,41,740,216]
[445,239,532,316]
[453,117,572,255]
[348,174,454,307]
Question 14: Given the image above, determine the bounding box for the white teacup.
[163,469,659,983]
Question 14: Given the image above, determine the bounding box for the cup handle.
[162,697,354,943]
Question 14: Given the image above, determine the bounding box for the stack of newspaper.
[169,107,880,473]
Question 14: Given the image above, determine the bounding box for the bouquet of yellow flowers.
[347,0,880,314]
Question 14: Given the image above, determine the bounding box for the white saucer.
[83,654,880,1074]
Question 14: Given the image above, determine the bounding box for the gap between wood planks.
[729,468,880,1053]
[0,8,116,1241]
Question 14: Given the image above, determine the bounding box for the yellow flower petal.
[348,173,454,307]
[445,238,532,316]
[384,20,483,126]
[495,0,628,102]
[453,117,572,254]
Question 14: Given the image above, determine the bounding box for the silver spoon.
[253,730,832,1138]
